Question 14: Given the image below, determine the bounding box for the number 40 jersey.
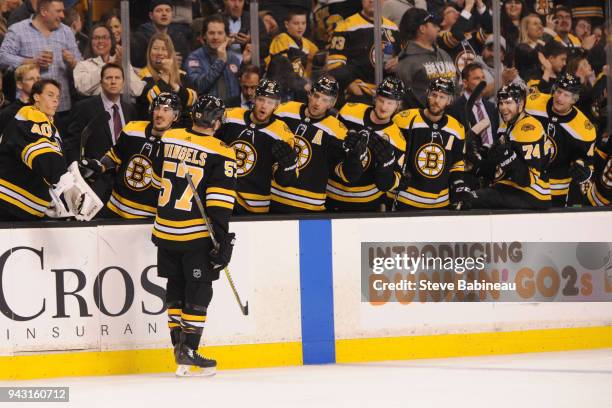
[152,127,237,251]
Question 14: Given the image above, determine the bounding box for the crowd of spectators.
[0,0,609,219]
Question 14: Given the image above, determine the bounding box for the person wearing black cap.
[131,0,190,69]
[271,75,363,213]
[392,77,470,211]
[327,76,405,212]
[219,78,298,214]
[396,8,457,108]
[525,73,596,207]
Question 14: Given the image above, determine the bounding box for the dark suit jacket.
[66,96,136,203]
[448,94,499,145]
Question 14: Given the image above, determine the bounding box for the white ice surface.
[2,349,611,408]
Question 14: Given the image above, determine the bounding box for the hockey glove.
[370,134,395,170]
[272,140,298,172]
[210,232,236,273]
[397,169,412,191]
[78,158,105,180]
[343,129,369,162]
[450,180,476,210]
[569,160,592,184]
[489,143,518,174]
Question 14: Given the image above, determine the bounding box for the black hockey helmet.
[149,92,181,116]
[553,73,582,95]
[191,94,225,127]
[376,76,405,101]
[496,83,526,104]
[255,78,281,99]
[312,75,339,98]
[427,77,455,96]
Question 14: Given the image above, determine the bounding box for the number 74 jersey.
[152,127,237,250]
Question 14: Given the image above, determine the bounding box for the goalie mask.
[191,95,225,128]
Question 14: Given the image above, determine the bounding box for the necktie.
[112,104,122,143]
[475,101,491,146]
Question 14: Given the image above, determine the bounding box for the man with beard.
[78,93,181,219]
[391,78,469,210]
[525,73,596,207]
[467,84,550,209]
[220,78,298,214]
[327,76,405,212]
[271,76,363,213]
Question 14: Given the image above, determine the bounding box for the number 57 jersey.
[152,127,237,250]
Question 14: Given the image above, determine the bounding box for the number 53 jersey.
[152,128,237,250]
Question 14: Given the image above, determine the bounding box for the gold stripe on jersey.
[326,54,347,69]
[167,308,181,329]
[107,190,157,219]
[152,215,210,242]
[587,183,610,207]
[339,103,369,126]
[392,186,450,209]
[206,186,236,210]
[442,116,466,140]
[235,191,271,213]
[334,162,349,183]
[151,171,161,189]
[106,147,121,165]
[377,126,406,152]
[554,33,581,47]
[527,93,596,143]
[147,85,161,104]
[0,178,49,217]
[450,160,465,173]
[20,138,62,169]
[326,179,383,203]
[549,176,572,196]
[334,13,398,33]
[163,134,235,161]
[124,121,148,137]
[500,115,545,143]
[525,92,550,117]
[224,107,248,125]
[260,119,296,146]
[271,181,327,211]
[15,105,52,123]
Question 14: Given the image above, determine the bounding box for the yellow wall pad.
[0,342,303,380]
[336,326,612,363]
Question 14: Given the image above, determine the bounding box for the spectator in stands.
[131,0,190,69]
[2,0,21,20]
[566,53,599,118]
[574,18,598,52]
[185,14,241,103]
[73,23,144,98]
[222,0,271,60]
[267,8,318,80]
[138,32,197,125]
[226,63,260,108]
[500,0,527,67]
[63,7,87,55]
[6,0,33,26]
[382,0,426,26]
[265,54,307,103]
[261,0,312,36]
[0,0,81,133]
[0,0,7,45]
[0,62,39,133]
[100,10,122,45]
[479,35,526,100]
[514,14,546,82]
[552,5,582,51]
[529,40,568,94]
[172,0,196,44]
[67,62,137,168]
[397,8,456,106]
[327,0,401,102]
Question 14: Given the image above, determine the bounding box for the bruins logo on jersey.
[125,155,154,191]
[362,148,372,170]
[584,120,594,131]
[415,144,445,178]
[231,140,257,177]
[521,123,536,132]
[294,135,312,170]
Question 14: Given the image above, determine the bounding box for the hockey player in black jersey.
[153,95,237,376]
[0,79,102,221]
[79,93,181,219]
[392,78,470,210]
[586,135,612,207]
[220,79,298,214]
[468,84,550,209]
[271,76,364,212]
[327,76,405,212]
[525,74,596,207]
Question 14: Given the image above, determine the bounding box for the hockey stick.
[391,114,416,211]
[181,161,249,316]
[80,111,111,161]
[464,81,487,135]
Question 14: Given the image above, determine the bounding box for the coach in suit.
[67,63,136,201]
[448,62,499,148]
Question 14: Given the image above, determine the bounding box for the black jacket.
[130,22,191,69]
[0,100,27,135]
[448,94,499,144]
[6,0,34,26]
